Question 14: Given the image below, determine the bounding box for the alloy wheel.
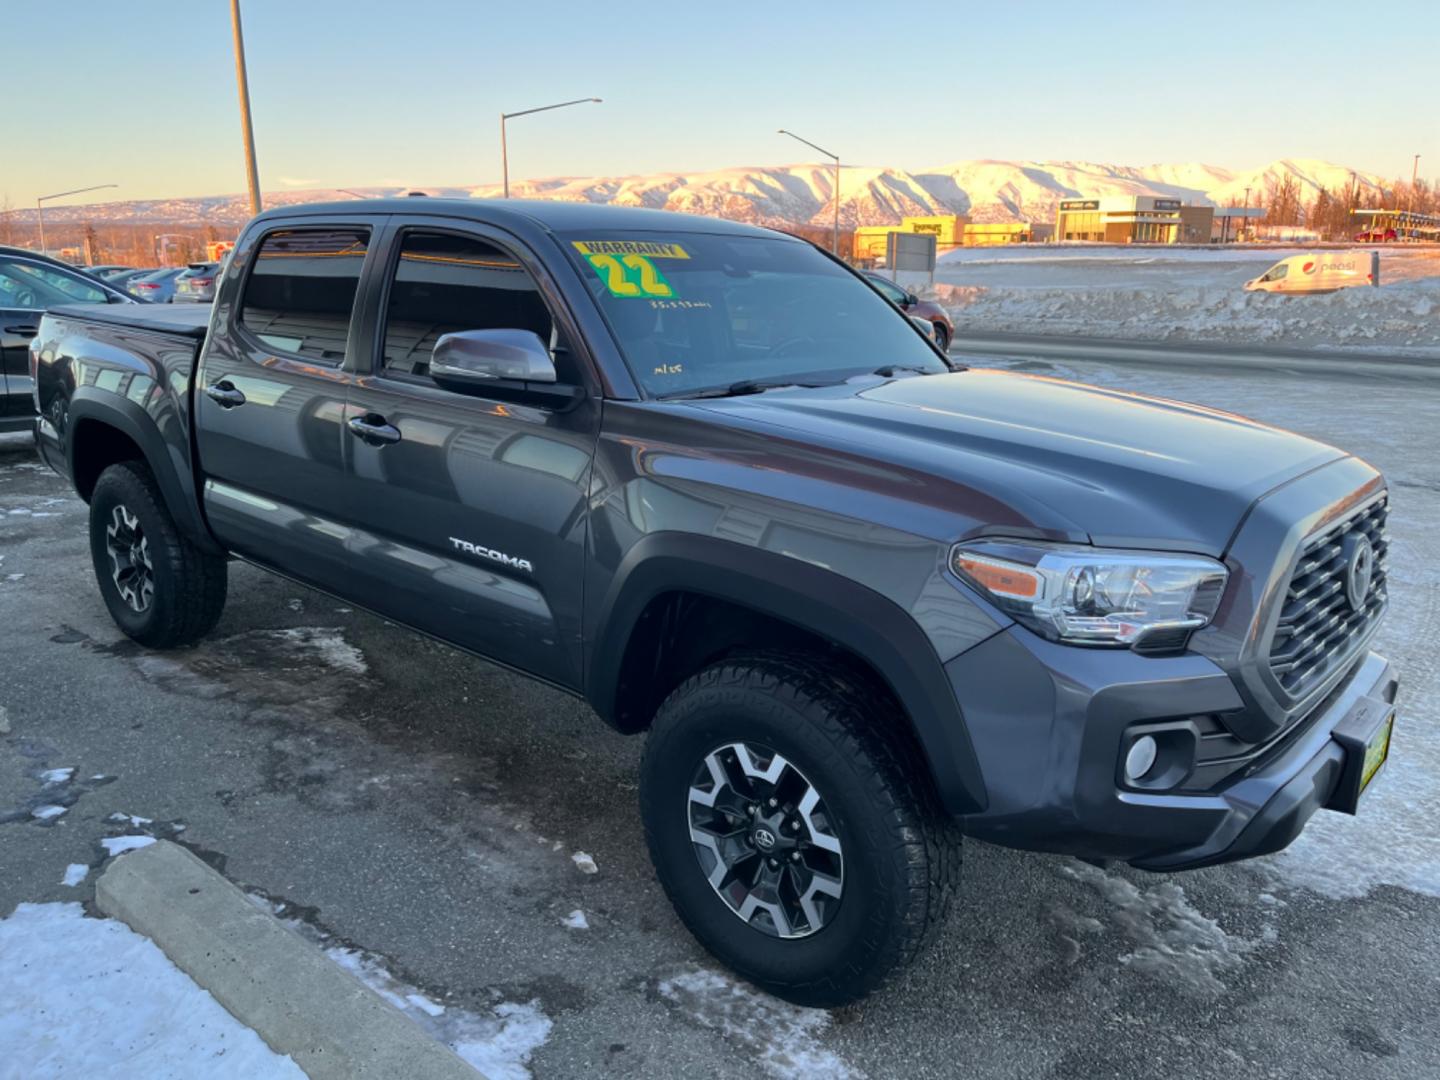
[687,741,844,939]
[105,504,155,613]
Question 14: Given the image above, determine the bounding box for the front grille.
[1268,495,1388,700]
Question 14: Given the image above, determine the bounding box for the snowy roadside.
[935,279,1440,356]
[930,245,1440,356]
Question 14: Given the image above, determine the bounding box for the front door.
[339,224,600,688]
[194,219,379,595]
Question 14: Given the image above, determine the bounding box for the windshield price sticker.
[572,240,689,260]
[580,252,678,299]
[573,240,689,299]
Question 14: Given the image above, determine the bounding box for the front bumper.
[947,627,1398,871]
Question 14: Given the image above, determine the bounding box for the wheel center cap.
[752,826,777,851]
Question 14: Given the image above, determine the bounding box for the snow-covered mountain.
[11,159,1388,230]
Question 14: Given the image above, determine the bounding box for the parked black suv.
[1,246,133,433]
[29,200,1399,1004]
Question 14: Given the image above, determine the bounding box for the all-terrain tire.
[88,461,227,648]
[640,652,962,1006]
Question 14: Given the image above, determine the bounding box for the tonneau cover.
[47,302,213,340]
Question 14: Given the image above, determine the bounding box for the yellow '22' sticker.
[583,253,676,299]
[574,240,687,300]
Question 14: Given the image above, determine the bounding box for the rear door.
[195,216,382,595]
[337,219,601,688]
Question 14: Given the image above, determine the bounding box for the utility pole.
[778,129,841,256]
[230,0,262,215]
[35,184,117,256]
[1242,186,1251,242]
[499,98,602,198]
[1408,154,1421,217]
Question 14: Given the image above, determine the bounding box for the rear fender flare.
[66,389,222,555]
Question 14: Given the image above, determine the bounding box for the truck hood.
[690,369,1346,555]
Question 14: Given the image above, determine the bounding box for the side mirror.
[430,328,557,389]
[905,292,920,306]
[908,315,937,342]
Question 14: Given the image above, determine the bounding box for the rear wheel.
[640,653,961,1006]
[88,461,227,648]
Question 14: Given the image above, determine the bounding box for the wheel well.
[609,591,905,735]
[71,420,144,502]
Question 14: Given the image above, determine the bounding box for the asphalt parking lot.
[2,352,1438,1079]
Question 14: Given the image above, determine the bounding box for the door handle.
[4,324,39,336]
[204,381,247,408]
[347,413,401,446]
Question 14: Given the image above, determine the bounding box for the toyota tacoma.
[29,199,1399,1005]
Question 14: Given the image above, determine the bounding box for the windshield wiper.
[870,364,935,378]
[661,378,824,401]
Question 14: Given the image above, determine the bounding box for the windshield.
[0,260,109,307]
[562,230,947,397]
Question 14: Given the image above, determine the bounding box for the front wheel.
[932,322,951,352]
[640,654,961,1006]
[88,461,227,648]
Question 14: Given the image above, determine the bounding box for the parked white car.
[1244,251,1379,294]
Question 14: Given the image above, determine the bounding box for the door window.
[868,276,908,305]
[379,231,564,381]
[238,228,369,362]
[1261,263,1289,283]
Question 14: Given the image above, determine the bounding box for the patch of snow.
[0,903,304,1078]
[4,572,22,582]
[656,967,856,1080]
[101,835,156,856]
[31,804,66,821]
[323,945,551,1079]
[265,626,368,675]
[570,851,598,874]
[61,864,89,887]
[1060,861,1263,996]
[105,811,154,826]
[40,767,75,785]
[562,909,589,930]
[0,706,9,733]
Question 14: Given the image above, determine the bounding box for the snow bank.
[938,279,1440,354]
[0,903,303,1079]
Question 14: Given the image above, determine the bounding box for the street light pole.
[35,183,118,256]
[230,0,262,215]
[778,129,840,255]
[499,97,603,198]
[1408,154,1421,216]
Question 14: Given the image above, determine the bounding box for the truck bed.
[49,302,213,340]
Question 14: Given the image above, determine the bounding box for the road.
[2,346,1438,1079]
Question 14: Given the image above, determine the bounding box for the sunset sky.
[5,0,1435,209]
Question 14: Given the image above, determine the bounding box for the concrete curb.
[95,841,481,1080]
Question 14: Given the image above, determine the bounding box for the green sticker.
[583,252,676,299]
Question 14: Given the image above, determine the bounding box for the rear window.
[238,228,369,363]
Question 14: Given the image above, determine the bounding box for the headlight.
[950,539,1227,649]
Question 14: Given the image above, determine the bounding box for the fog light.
[1124,735,1158,781]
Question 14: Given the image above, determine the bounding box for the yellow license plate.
[1360,712,1395,792]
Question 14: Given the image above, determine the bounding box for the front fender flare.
[587,533,989,815]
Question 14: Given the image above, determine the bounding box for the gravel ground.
[1,349,1437,1080]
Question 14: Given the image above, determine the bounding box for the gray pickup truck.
[29,199,1399,1005]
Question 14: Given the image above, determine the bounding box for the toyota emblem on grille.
[1342,533,1374,612]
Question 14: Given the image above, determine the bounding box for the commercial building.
[853,214,1048,262]
[1056,196,1214,244]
